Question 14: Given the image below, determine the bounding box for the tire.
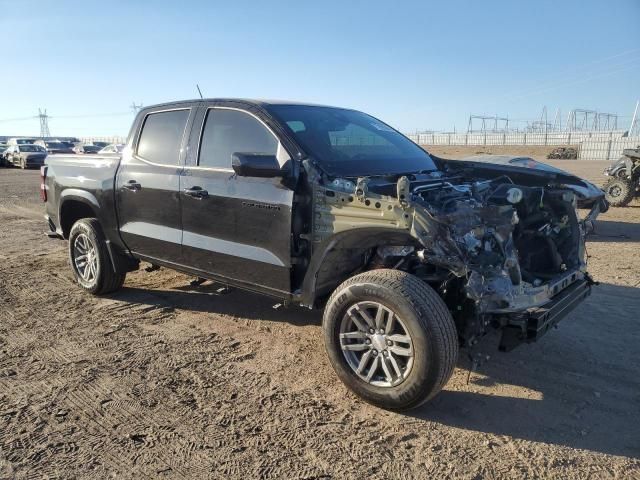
[323,269,458,410]
[68,218,126,295]
[603,178,635,207]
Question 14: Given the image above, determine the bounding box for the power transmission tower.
[38,108,51,138]
[130,102,143,114]
[565,109,618,131]
[552,108,562,131]
[527,106,553,133]
[467,114,509,133]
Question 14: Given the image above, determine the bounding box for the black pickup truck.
[43,99,607,410]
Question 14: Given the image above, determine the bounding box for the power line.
[501,58,640,102]
[53,112,132,119]
[0,110,133,123]
[0,116,36,123]
[496,49,640,101]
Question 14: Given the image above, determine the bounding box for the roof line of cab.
[138,98,342,113]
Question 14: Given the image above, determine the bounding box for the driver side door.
[181,106,294,294]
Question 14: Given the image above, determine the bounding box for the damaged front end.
[307,160,605,351]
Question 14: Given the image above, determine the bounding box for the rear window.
[20,145,42,152]
[137,109,190,165]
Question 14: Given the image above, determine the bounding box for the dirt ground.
[1,158,639,479]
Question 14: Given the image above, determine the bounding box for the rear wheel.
[604,178,634,207]
[323,269,458,410]
[69,218,126,295]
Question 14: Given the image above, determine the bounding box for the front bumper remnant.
[498,279,591,352]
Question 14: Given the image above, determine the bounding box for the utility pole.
[130,102,143,114]
[629,100,639,137]
[38,108,51,138]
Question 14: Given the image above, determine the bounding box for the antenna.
[196,84,204,99]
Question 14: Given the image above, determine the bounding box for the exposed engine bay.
[304,158,606,350]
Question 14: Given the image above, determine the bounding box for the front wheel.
[69,218,126,295]
[603,178,635,207]
[323,269,458,410]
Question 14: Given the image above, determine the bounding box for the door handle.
[183,186,209,199]
[123,180,141,191]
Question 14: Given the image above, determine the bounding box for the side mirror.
[231,153,284,178]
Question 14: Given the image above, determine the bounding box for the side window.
[199,109,278,169]
[136,109,190,165]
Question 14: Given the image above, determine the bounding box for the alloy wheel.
[73,233,98,283]
[339,301,414,387]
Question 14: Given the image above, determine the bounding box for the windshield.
[16,139,37,144]
[267,105,436,176]
[46,142,65,148]
[20,145,43,152]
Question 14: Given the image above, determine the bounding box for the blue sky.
[1,0,639,137]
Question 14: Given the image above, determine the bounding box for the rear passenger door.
[116,107,194,264]
[180,106,294,294]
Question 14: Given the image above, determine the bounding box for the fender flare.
[58,190,137,274]
[59,188,100,224]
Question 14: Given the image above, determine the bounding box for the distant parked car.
[4,144,47,168]
[73,144,102,154]
[7,137,38,146]
[91,141,110,148]
[98,143,124,154]
[34,140,76,154]
[0,142,8,166]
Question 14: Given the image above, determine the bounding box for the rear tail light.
[40,165,48,202]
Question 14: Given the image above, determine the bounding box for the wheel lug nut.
[372,350,378,356]
[369,329,375,334]
[386,340,392,346]
[365,339,371,344]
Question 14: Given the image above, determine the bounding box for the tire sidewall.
[68,220,106,294]
[323,280,439,410]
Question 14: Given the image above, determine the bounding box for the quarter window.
[137,109,190,165]
[199,109,278,169]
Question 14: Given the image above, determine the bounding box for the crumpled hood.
[439,155,606,208]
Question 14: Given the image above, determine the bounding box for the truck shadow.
[408,282,640,459]
[115,283,323,327]
[114,281,639,458]
[589,219,640,243]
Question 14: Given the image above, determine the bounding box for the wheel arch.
[59,190,100,238]
[299,227,421,308]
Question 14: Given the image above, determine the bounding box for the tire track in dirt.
[2,168,640,478]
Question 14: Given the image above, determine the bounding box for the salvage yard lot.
[1,161,639,478]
